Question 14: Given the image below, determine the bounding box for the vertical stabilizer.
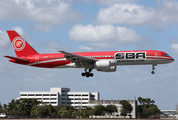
[7,30,38,57]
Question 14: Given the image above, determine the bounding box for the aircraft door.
[35,55,39,62]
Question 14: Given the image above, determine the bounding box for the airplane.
[4,30,174,78]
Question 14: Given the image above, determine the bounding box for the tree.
[48,104,55,116]
[63,111,69,118]
[68,107,74,117]
[82,109,88,118]
[106,105,117,114]
[137,97,161,118]
[87,108,95,117]
[58,111,63,117]
[146,98,151,105]
[2,104,7,113]
[65,106,70,110]
[138,97,143,104]
[72,111,77,118]
[94,104,106,115]
[119,100,133,117]
[5,98,42,116]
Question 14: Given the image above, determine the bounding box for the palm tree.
[138,97,143,104]
[146,98,151,105]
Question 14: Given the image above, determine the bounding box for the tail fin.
[7,30,38,57]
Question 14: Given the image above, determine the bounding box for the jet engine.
[94,60,111,69]
[97,66,117,72]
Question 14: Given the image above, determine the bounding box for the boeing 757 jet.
[4,30,174,78]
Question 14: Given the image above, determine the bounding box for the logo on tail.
[12,37,26,51]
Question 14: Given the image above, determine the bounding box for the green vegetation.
[137,97,162,118]
[0,97,162,118]
[0,99,119,118]
[119,100,133,117]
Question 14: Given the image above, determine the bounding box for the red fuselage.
[9,50,174,68]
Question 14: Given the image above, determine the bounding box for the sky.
[0,0,178,110]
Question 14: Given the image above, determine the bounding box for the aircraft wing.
[4,55,29,62]
[59,51,97,63]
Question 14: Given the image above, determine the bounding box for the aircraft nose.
[170,56,174,62]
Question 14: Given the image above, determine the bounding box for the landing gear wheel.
[81,72,94,78]
[81,68,94,78]
[151,65,157,75]
[86,72,90,78]
[89,73,94,77]
[81,72,86,76]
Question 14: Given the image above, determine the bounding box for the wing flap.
[4,55,29,62]
[59,51,97,62]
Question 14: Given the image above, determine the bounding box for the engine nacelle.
[97,66,117,72]
[94,60,111,69]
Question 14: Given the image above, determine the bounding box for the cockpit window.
[163,54,169,56]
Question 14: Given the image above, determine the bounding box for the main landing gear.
[151,64,157,74]
[81,68,94,78]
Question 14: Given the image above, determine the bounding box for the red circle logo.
[12,37,26,51]
[15,40,23,48]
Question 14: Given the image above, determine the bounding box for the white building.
[18,87,99,108]
[18,87,137,118]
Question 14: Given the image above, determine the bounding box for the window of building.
[75,98,81,100]
[67,102,72,104]
[82,102,88,104]
[82,98,88,100]
[43,98,49,100]
[51,94,57,96]
[62,98,66,100]
[51,102,57,104]
[28,94,34,96]
[36,94,42,96]
[67,98,73,100]
[68,94,73,96]
[51,98,57,100]
[82,95,88,96]
[75,102,81,104]
[75,95,81,96]
[20,94,27,96]
[43,102,49,104]
[43,94,49,96]
[91,95,95,97]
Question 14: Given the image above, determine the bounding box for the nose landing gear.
[151,64,157,74]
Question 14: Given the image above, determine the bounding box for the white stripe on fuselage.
[27,58,67,66]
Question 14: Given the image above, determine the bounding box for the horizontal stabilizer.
[4,55,29,62]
